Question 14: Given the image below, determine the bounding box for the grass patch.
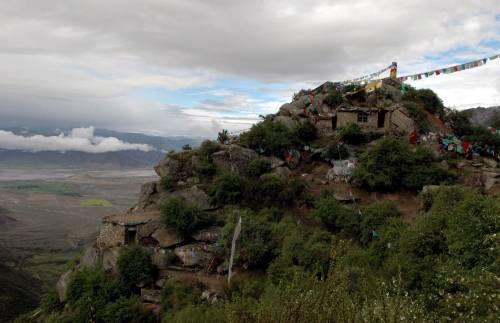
[80,198,113,207]
[0,181,81,197]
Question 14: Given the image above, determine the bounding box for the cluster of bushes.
[219,208,332,281]
[403,86,444,117]
[354,137,455,191]
[160,197,214,237]
[239,119,296,155]
[209,173,305,209]
[34,245,157,323]
[338,123,366,144]
[403,101,430,133]
[323,89,344,108]
[239,118,320,156]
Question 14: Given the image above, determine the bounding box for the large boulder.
[174,243,214,268]
[151,227,182,248]
[80,246,101,269]
[170,185,210,210]
[272,166,291,179]
[191,226,220,243]
[273,115,297,129]
[133,181,160,212]
[154,151,193,181]
[102,247,121,274]
[211,145,258,175]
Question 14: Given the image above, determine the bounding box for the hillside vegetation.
[15,82,500,323]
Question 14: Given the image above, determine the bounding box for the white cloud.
[0,127,153,153]
[0,0,498,135]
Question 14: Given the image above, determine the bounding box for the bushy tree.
[65,268,125,323]
[338,123,365,144]
[159,176,176,191]
[103,297,155,323]
[359,201,401,245]
[117,245,154,290]
[403,101,430,133]
[161,198,212,237]
[403,87,444,115]
[313,197,359,233]
[220,209,278,268]
[246,158,272,178]
[323,89,344,108]
[161,280,201,312]
[354,138,453,191]
[239,119,295,155]
[209,173,247,206]
[294,120,317,142]
[447,110,473,136]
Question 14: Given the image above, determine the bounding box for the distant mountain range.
[0,127,203,169]
[463,106,500,127]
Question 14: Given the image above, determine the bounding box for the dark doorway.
[331,116,337,129]
[377,110,386,128]
[125,227,137,244]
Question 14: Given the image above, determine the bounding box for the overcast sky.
[0,0,499,138]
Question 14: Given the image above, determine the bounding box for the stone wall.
[337,111,380,131]
[96,223,125,248]
[389,108,414,133]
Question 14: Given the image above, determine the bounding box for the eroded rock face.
[102,248,121,274]
[141,288,161,303]
[191,226,220,243]
[80,246,101,269]
[151,227,182,248]
[57,270,73,302]
[174,243,214,268]
[154,151,194,181]
[273,166,291,179]
[211,145,258,175]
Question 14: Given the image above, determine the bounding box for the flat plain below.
[0,168,157,283]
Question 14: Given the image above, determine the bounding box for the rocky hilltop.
[48,79,500,322]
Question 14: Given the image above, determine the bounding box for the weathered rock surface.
[174,243,214,268]
[141,288,161,303]
[273,166,291,179]
[152,227,182,248]
[191,226,220,243]
[211,145,258,174]
[57,270,73,302]
[154,151,193,181]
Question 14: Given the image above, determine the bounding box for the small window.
[357,112,368,123]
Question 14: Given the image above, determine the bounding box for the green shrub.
[403,87,444,116]
[294,120,317,142]
[446,110,473,136]
[160,177,176,191]
[403,101,430,133]
[161,280,201,312]
[354,138,453,191]
[209,173,247,206]
[161,198,212,237]
[197,140,220,159]
[65,268,124,322]
[321,142,349,160]
[313,197,359,233]
[117,245,154,290]
[246,158,272,178]
[245,175,304,209]
[359,202,401,245]
[323,90,344,108]
[268,223,332,283]
[338,123,365,144]
[220,209,278,268]
[103,297,155,323]
[239,119,295,155]
[40,289,63,314]
[182,144,192,151]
